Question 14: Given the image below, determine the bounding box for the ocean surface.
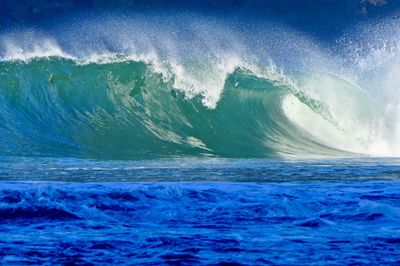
[1,0,400,265]
[1,157,400,265]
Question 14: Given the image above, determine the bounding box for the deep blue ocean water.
[1,157,400,265]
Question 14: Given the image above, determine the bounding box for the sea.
[0,1,400,265]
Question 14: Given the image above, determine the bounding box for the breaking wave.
[0,14,399,159]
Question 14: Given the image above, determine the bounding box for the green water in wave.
[0,57,362,159]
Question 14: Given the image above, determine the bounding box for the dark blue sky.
[0,0,399,41]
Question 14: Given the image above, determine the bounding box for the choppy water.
[0,157,400,265]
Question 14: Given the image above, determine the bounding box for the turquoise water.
[0,58,384,159]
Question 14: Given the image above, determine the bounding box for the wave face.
[1,13,400,159]
[0,56,391,159]
[0,57,333,158]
